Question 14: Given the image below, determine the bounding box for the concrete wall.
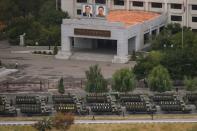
[61,0,74,17]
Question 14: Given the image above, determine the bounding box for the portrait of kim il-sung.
[96,5,106,17]
[82,4,93,18]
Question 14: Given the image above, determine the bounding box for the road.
[1,119,197,126]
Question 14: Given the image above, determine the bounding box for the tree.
[131,50,137,61]
[184,77,197,91]
[1,0,69,46]
[52,112,74,131]
[112,68,136,93]
[85,65,108,93]
[152,23,191,50]
[7,15,35,45]
[53,45,58,55]
[147,65,172,92]
[161,49,197,80]
[58,77,65,94]
[34,118,52,131]
[39,0,69,27]
[133,51,163,80]
[137,23,197,80]
[0,0,20,23]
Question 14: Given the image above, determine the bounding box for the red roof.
[107,10,160,27]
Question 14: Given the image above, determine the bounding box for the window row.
[77,0,197,11]
[171,15,197,23]
[76,0,124,5]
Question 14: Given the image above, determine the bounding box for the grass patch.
[0,123,197,131]
[69,123,197,131]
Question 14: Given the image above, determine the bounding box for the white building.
[56,0,197,63]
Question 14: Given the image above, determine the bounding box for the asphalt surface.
[1,119,197,126]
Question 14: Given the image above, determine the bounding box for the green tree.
[53,46,58,55]
[131,50,137,61]
[165,23,182,35]
[1,0,69,47]
[7,15,35,45]
[85,65,108,93]
[139,23,197,80]
[112,68,136,93]
[133,51,163,80]
[34,118,52,131]
[161,49,197,80]
[0,0,20,23]
[152,23,191,50]
[184,77,197,91]
[39,0,69,27]
[147,65,172,92]
[58,77,65,94]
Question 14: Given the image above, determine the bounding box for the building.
[56,0,197,63]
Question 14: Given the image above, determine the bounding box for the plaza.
[0,41,132,81]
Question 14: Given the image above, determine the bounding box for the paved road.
[1,119,197,126]
[75,119,197,124]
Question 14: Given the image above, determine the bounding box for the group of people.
[83,5,106,18]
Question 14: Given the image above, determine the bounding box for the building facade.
[56,0,197,63]
[61,0,197,30]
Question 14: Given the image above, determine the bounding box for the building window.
[133,1,144,7]
[77,0,87,3]
[114,0,125,6]
[171,15,182,21]
[95,0,106,4]
[171,4,182,9]
[77,9,82,15]
[152,29,157,39]
[192,29,197,32]
[192,5,197,10]
[144,33,149,45]
[192,17,197,22]
[151,2,162,8]
[159,26,165,32]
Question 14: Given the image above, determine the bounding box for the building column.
[145,1,149,11]
[126,0,130,10]
[157,26,160,35]
[135,27,144,51]
[164,0,168,13]
[107,0,111,9]
[55,36,72,60]
[112,38,129,63]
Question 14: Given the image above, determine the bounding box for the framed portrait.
[95,5,107,18]
[82,4,93,18]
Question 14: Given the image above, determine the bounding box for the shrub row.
[33,51,53,55]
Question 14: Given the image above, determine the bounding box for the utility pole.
[56,0,58,10]
[182,0,187,49]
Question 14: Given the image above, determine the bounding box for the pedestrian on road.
[151,112,154,120]
[92,115,95,120]
[15,62,18,69]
